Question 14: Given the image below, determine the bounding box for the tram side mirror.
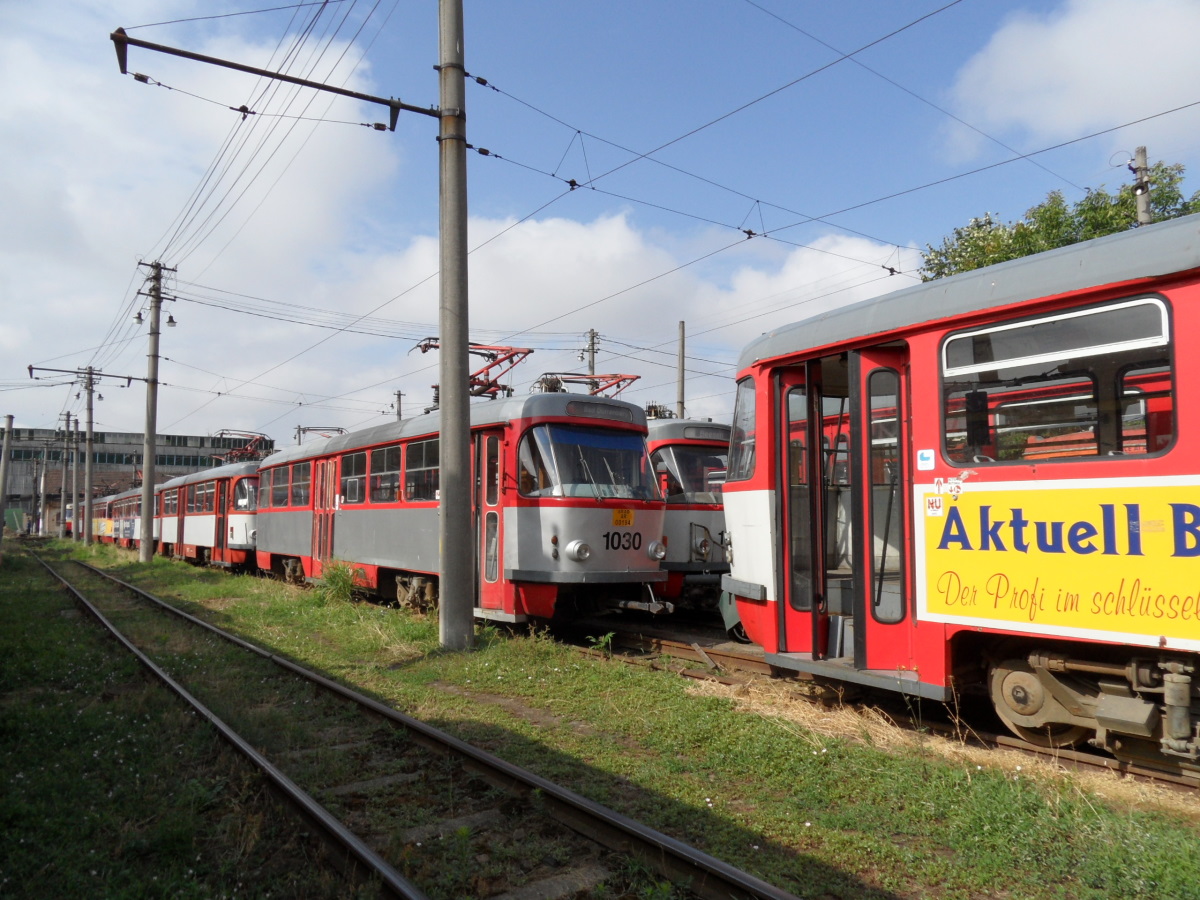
[965,390,992,449]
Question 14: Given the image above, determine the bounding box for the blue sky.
[4,0,1200,444]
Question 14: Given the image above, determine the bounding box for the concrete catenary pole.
[1134,146,1152,227]
[37,448,48,536]
[58,413,70,538]
[71,419,80,541]
[84,367,95,545]
[676,321,686,419]
[139,261,165,563]
[0,415,12,562]
[438,0,473,650]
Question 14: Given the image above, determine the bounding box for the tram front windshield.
[652,446,726,504]
[518,424,659,500]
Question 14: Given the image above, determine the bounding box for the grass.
[10,538,1200,899]
[0,543,370,899]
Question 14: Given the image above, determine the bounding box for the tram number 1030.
[602,531,642,551]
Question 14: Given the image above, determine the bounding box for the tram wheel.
[988,659,1090,749]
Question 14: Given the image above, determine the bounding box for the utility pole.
[110,4,472,650]
[585,329,598,376]
[676,321,686,419]
[84,367,96,545]
[58,414,71,538]
[37,447,48,536]
[438,0,473,651]
[139,260,173,563]
[0,415,12,563]
[394,390,404,421]
[1133,146,1152,226]
[71,419,80,541]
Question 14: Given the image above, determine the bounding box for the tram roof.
[738,212,1200,371]
[159,461,261,491]
[645,418,731,444]
[259,391,649,468]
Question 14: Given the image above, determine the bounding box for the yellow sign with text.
[920,484,1200,643]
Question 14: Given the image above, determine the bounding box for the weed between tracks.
[7,539,1200,900]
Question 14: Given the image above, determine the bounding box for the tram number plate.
[611,508,634,527]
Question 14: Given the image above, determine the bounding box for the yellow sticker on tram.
[612,508,634,527]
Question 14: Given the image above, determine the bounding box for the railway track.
[587,618,1200,793]
[34,553,799,900]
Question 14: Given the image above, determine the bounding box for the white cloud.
[945,0,1200,161]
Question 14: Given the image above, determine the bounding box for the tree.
[920,161,1200,281]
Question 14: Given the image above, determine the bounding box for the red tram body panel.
[722,214,1200,771]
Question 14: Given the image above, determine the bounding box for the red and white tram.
[254,392,667,621]
[721,214,1200,771]
[646,417,742,634]
[157,462,260,567]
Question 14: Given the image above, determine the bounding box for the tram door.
[214,481,228,560]
[474,431,504,610]
[311,459,337,578]
[777,358,838,657]
[850,347,913,672]
[778,351,911,664]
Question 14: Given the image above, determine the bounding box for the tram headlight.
[564,540,592,562]
[647,540,667,561]
[693,537,711,558]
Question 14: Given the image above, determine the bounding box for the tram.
[721,213,1200,771]
[157,461,261,567]
[646,416,745,638]
[254,392,668,622]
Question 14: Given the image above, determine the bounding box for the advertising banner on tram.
[914,477,1200,650]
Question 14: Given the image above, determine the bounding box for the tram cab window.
[941,297,1173,464]
[650,446,727,504]
[517,424,656,500]
[341,451,367,504]
[234,478,257,511]
[727,378,757,482]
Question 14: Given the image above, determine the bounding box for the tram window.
[406,439,440,502]
[341,451,367,504]
[942,297,1173,464]
[187,484,197,513]
[727,377,757,482]
[258,474,272,508]
[272,467,290,507]
[786,386,813,612]
[485,436,499,506]
[868,369,905,624]
[290,462,311,506]
[651,447,727,504]
[369,446,401,503]
[234,478,257,510]
[484,511,499,582]
[1120,363,1173,454]
[517,432,553,496]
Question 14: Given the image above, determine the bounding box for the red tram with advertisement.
[253,392,668,621]
[721,214,1200,775]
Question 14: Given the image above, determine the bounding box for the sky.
[4,0,1200,447]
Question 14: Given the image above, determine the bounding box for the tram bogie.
[721,214,1200,773]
